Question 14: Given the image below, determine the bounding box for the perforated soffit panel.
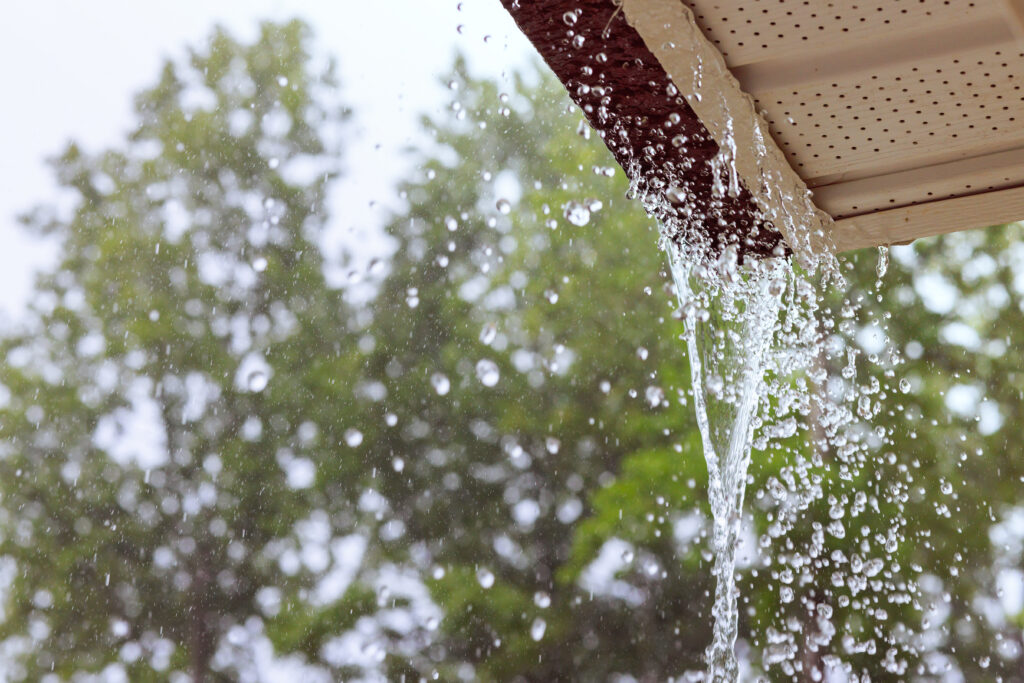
[501,0,1024,254]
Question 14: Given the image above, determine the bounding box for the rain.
[0,1,1021,682]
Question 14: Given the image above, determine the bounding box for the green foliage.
[266,582,377,662]
[0,19,352,681]
[563,443,707,582]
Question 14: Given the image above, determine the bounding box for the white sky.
[0,0,536,321]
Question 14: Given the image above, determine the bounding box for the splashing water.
[653,203,913,681]
[668,245,789,681]
[504,0,923,672]
[606,3,881,672]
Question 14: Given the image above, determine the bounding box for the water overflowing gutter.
[499,0,1024,256]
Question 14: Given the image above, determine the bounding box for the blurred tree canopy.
[1,15,1023,683]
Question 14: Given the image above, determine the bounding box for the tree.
[0,20,352,681]
[353,62,715,681]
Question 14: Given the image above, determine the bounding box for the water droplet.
[716,244,740,283]
[645,386,665,408]
[444,215,458,231]
[622,549,635,563]
[277,76,288,87]
[666,185,687,204]
[431,373,451,396]
[432,565,446,580]
[392,457,405,473]
[899,378,911,393]
[637,347,649,361]
[479,322,497,345]
[148,310,160,322]
[344,428,363,447]
[476,568,495,588]
[876,245,890,278]
[247,371,268,393]
[534,591,551,608]
[767,477,788,502]
[563,201,591,226]
[530,617,547,641]
[384,413,398,427]
[544,290,559,304]
[476,359,500,387]
[562,11,578,25]
[600,380,611,394]
[496,198,512,215]
[545,437,561,454]
[253,257,268,273]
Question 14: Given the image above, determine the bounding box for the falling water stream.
[548,3,909,670]
[668,246,790,681]
[633,23,845,669]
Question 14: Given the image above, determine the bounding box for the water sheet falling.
[668,245,788,680]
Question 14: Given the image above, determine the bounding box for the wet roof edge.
[499,0,788,261]
[622,0,834,265]
[503,0,1024,254]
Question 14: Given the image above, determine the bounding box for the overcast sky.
[0,0,536,321]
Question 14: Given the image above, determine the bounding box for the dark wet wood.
[499,0,785,260]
